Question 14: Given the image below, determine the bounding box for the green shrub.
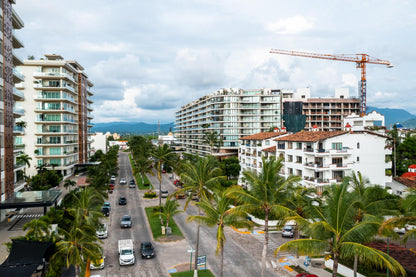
[144,192,157,198]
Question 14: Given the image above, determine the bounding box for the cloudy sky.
[15,0,416,123]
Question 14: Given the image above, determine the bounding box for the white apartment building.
[343,111,385,131]
[18,55,94,177]
[238,131,287,184]
[274,129,392,193]
[91,132,107,154]
[175,88,285,157]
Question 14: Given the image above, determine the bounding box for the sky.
[14,0,416,124]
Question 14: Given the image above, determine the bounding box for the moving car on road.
[120,215,132,228]
[140,242,155,259]
[103,202,111,211]
[90,249,105,270]
[282,225,294,238]
[118,239,135,266]
[102,207,110,217]
[160,190,169,198]
[119,197,127,205]
[120,178,127,184]
[129,179,136,188]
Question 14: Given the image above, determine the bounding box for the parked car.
[90,249,105,270]
[405,224,416,231]
[394,226,406,234]
[110,175,116,182]
[102,207,110,217]
[96,223,108,239]
[160,190,169,198]
[162,169,167,173]
[103,202,111,211]
[120,215,132,228]
[282,225,295,238]
[119,197,127,205]
[140,242,155,259]
[120,178,127,184]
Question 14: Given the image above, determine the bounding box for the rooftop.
[240,132,286,141]
[274,131,348,142]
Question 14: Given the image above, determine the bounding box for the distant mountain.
[367,106,416,128]
[92,122,174,135]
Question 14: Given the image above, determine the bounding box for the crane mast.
[270,49,393,115]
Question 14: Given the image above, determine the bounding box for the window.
[49,148,61,155]
[265,140,270,146]
[357,142,360,149]
[296,156,302,164]
[296,142,302,149]
[332,158,342,167]
[332,143,342,150]
[357,156,360,162]
[287,155,293,162]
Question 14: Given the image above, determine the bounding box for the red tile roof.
[240,132,286,141]
[402,172,416,178]
[262,146,276,152]
[409,164,416,169]
[274,131,348,142]
[366,241,416,271]
[393,177,416,189]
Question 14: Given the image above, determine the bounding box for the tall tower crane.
[269,49,393,115]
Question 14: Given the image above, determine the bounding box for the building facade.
[0,0,25,202]
[17,55,94,177]
[175,88,284,157]
[274,130,392,193]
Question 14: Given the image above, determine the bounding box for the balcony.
[34,95,76,104]
[13,87,24,100]
[12,30,24,48]
[12,51,24,66]
[34,83,76,94]
[13,125,25,134]
[13,69,25,83]
[33,72,76,83]
[13,107,24,117]
[13,143,25,151]
[12,7,24,29]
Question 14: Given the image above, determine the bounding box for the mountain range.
[92,107,416,134]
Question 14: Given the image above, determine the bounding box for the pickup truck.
[118,239,135,266]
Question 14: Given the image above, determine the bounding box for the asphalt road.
[95,152,166,277]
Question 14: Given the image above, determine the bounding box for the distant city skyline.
[15,0,416,123]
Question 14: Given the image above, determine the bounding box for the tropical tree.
[276,181,406,277]
[67,187,105,227]
[53,217,102,277]
[187,188,252,277]
[151,144,175,206]
[64,179,76,191]
[177,156,224,271]
[17,153,32,180]
[23,218,51,241]
[153,197,183,229]
[228,157,301,277]
[203,130,223,155]
[134,156,154,185]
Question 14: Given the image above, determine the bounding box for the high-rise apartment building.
[17,55,94,177]
[0,0,25,202]
[175,88,284,157]
[283,88,361,131]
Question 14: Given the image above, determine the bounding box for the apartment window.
[48,80,60,87]
[49,158,61,166]
[357,156,360,162]
[49,148,61,155]
[332,143,342,150]
[49,137,61,144]
[42,91,60,99]
[288,168,293,175]
[37,160,43,166]
[287,142,293,149]
[332,157,342,167]
[296,170,302,177]
[296,142,302,149]
[44,114,61,121]
[357,142,360,149]
[265,140,270,146]
[49,125,61,133]
[287,155,293,162]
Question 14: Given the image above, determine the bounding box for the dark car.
[102,207,110,217]
[119,197,127,205]
[140,242,155,259]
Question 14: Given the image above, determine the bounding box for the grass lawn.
[145,207,184,240]
[129,154,154,189]
[170,270,215,277]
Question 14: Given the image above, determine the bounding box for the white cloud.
[341,73,358,87]
[77,42,131,53]
[267,16,315,35]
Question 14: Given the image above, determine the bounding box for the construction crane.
[269,49,393,115]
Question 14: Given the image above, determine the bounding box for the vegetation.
[145,207,183,239]
[153,197,183,228]
[170,270,215,277]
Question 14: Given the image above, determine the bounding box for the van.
[118,239,135,266]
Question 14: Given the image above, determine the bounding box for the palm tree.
[16,153,32,178]
[177,156,224,271]
[151,144,174,206]
[188,188,252,277]
[64,179,76,191]
[134,156,154,186]
[23,218,50,241]
[68,187,105,227]
[203,130,222,155]
[228,157,300,277]
[276,181,406,277]
[153,197,183,229]
[53,217,102,277]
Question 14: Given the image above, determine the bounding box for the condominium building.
[0,0,25,202]
[274,129,392,193]
[175,88,285,157]
[17,55,94,177]
[283,88,361,131]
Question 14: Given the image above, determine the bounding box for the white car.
[394,227,406,234]
[96,223,108,239]
[110,175,116,182]
[405,224,416,231]
[120,178,127,184]
[90,249,105,270]
[282,225,295,238]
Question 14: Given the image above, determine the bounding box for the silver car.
[96,223,108,239]
[120,215,132,228]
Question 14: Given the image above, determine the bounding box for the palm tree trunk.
[220,244,224,277]
[353,254,358,277]
[194,208,201,271]
[261,211,269,277]
[159,178,162,207]
[332,253,339,277]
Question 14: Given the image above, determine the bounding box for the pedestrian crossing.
[14,213,43,219]
[250,232,292,258]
